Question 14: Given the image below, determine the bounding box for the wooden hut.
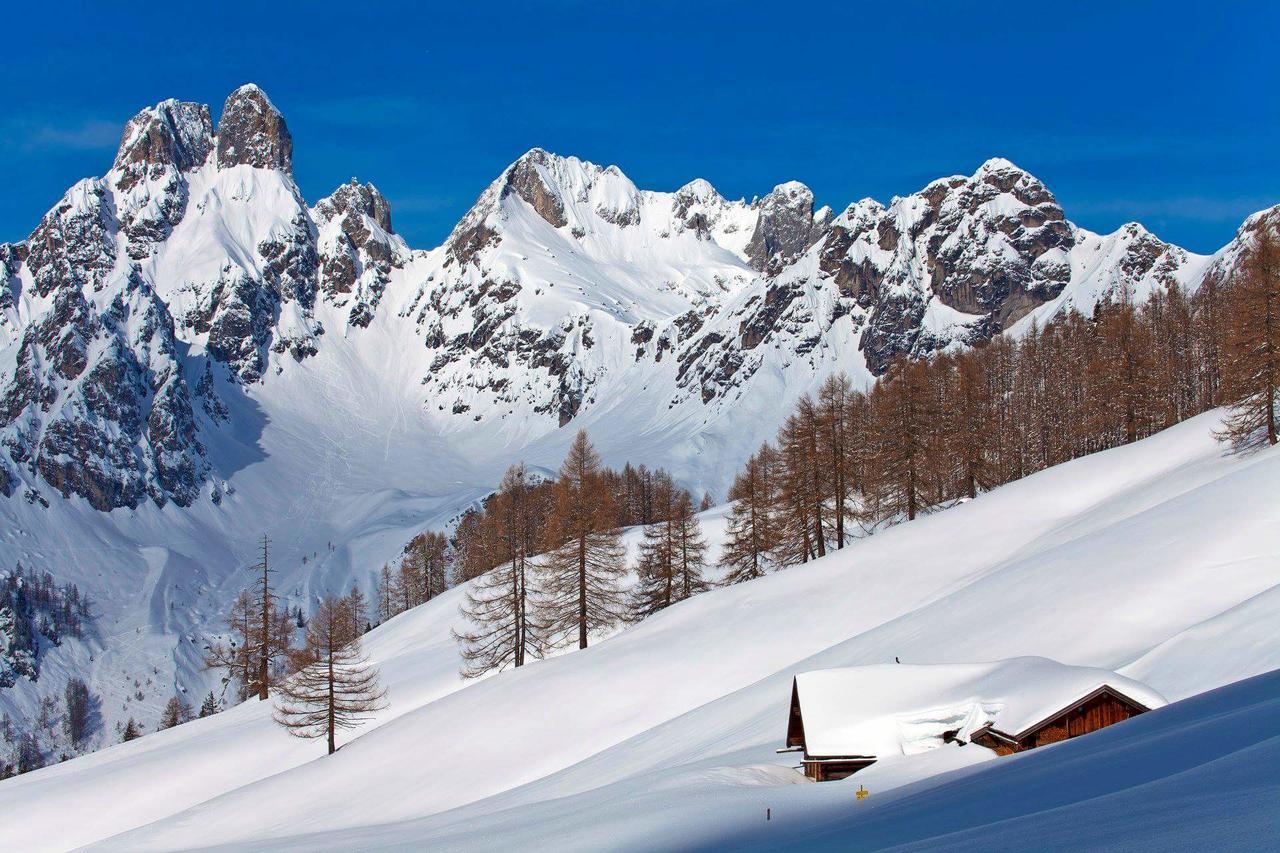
[782,661,1164,782]
[968,684,1153,755]
[785,678,878,781]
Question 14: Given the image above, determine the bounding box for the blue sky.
[1,1,1275,253]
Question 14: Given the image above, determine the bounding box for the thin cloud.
[0,117,121,153]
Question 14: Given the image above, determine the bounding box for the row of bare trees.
[452,432,712,677]
[377,531,449,622]
[720,222,1280,575]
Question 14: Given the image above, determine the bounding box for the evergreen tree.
[720,445,778,585]
[671,491,710,600]
[158,695,191,730]
[198,692,220,718]
[629,489,679,619]
[120,718,141,742]
[13,732,42,774]
[62,677,93,746]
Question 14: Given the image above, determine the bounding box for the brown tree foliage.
[1219,223,1280,448]
[454,464,550,676]
[722,273,1242,583]
[273,595,386,755]
[539,431,626,650]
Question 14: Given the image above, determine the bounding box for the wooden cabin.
[968,684,1152,755]
[783,663,1164,782]
[785,678,878,781]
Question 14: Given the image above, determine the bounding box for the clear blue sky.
[1,1,1275,253]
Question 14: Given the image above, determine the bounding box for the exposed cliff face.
[215,84,292,172]
[744,181,830,275]
[313,180,408,327]
[0,86,1239,514]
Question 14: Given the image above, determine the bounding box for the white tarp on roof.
[794,657,1167,758]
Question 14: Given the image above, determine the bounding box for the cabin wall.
[803,760,875,782]
[1029,693,1139,749]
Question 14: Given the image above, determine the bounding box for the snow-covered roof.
[792,657,1167,759]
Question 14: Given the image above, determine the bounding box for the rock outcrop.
[216,84,292,172]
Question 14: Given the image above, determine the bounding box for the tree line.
[719,222,1280,577]
[439,225,1280,676]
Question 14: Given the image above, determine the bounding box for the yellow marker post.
[856,786,870,800]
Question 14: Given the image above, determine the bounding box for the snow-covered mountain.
[0,84,1270,739]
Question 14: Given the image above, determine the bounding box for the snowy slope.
[0,410,1277,850]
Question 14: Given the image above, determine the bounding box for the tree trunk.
[327,650,336,755]
[578,533,588,650]
[259,538,270,701]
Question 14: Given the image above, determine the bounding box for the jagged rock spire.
[745,181,827,274]
[216,84,292,172]
[113,100,213,188]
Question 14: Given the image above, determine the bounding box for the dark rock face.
[216,85,292,172]
[923,161,1074,327]
[745,182,828,275]
[671,158,1171,403]
[112,101,213,252]
[194,266,279,384]
[316,180,394,236]
[503,149,568,228]
[0,243,23,320]
[0,270,207,510]
[25,180,117,298]
[114,100,213,189]
[315,181,405,326]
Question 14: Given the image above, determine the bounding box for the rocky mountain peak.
[501,148,569,228]
[745,180,827,274]
[314,180,406,323]
[216,84,292,172]
[675,178,721,204]
[315,179,395,235]
[971,157,1057,208]
[113,100,213,189]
